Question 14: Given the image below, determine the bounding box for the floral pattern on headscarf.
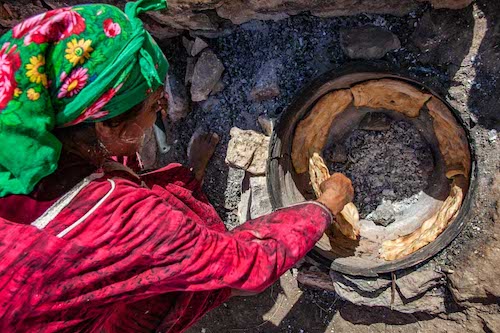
[0,0,169,197]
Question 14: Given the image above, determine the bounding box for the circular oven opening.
[267,65,475,276]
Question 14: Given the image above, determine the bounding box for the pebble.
[488,129,497,142]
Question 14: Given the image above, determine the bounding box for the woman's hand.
[316,173,354,215]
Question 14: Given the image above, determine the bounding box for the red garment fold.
[0,163,331,333]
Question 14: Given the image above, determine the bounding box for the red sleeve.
[21,182,332,325]
[167,201,333,293]
[38,183,332,303]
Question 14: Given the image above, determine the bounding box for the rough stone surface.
[250,60,282,102]
[340,26,401,59]
[421,0,473,9]
[297,271,336,291]
[358,112,392,131]
[225,127,270,175]
[210,78,225,95]
[190,37,209,56]
[165,73,190,122]
[190,50,224,102]
[257,114,274,136]
[448,175,500,307]
[182,36,194,54]
[238,174,273,223]
[331,270,447,314]
[0,0,474,37]
[184,57,195,85]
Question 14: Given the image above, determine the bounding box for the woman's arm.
[38,174,351,311]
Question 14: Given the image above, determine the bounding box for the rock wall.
[0,0,473,37]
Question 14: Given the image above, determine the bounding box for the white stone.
[225,127,269,175]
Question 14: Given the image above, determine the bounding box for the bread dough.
[351,79,431,117]
[292,89,353,174]
[309,152,360,240]
[427,97,471,179]
[381,177,466,261]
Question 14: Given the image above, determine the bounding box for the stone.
[190,50,225,102]
[297,271,336,291]
[10,0,475,34]
[448,230,500,306]
[190,37,209,57]
[165,73,190,122]
[145,9,218,32]
[324,144,348,163]
[334,271,391,293]
[419,0,473,9]
[185,57,196,85]
[257,115,274,136]
[143,21,182,39]
[238,174,252,223]
[340,26,401,60]
[358,112,392,131]
[366,200,396,226]
[225,127,270,175]
[396,270,444,299]
[331,270,447,314]
[248,175,273,219]
[488,129,497,143]
[410,11,474,66]
[238,174,273,223]
[250,60,281,102]
[210,78,225,95]
[182,36,194,54]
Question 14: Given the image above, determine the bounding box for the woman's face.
[95,87,167,156]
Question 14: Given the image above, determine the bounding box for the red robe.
[0,159,331,332]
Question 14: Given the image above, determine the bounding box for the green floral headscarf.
[0,0,169,197]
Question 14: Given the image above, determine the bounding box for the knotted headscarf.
[0,0,169,197]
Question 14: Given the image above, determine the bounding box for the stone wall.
[0,0,473,37]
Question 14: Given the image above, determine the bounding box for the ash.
[328,120,434,222]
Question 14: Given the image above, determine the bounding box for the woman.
[0,1,353,332]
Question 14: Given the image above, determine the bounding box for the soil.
[328,119,434,222]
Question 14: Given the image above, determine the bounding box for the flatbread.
[309,152,360,240]
[351,79,431,117]
[292,89,353,174]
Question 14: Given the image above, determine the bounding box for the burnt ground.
[155,1,500,332]
[328,119,434,222]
